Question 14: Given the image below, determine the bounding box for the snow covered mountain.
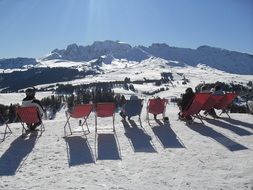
[0,40,252,91]
[0,57,37,69]
[42,40,253,75]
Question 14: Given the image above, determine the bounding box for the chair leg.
[94,125,97,162]
[95,115,97,133]
[94,115,97,161]
[81,117,90,135]
[82,117,90,134]
[63,116,72,136]
[6,123,12,134]
[197,114,204,124]
[113,114,115,132]
[224,110,231,118]
[146,111,150,125]
[219,110,230,118]
[162,111,165,119]
[1,123,12,141]
[40,122,45,136]
[21,122,27,137]
[138,115,142,126]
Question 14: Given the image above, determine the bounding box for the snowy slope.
[0,91,252,190]
[33,57,252,92]
[0,41,253,189]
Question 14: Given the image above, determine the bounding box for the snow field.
[0,99,253,190]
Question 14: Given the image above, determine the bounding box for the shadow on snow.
[122,119,157,153]
[205,119,252,136]
[188,124,248,151]
[150,119,185,149]
[64,136,94,167]
[0,132,38,176]
[97,134,121,160]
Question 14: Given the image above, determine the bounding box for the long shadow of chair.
[0,132,38,176]
[64,136,94,166]
[122,120,156,153]
[97,134,121,160]
[151,119,185,149]
[205,119,252,136]
[188,124,248,151]
[221,118,253,130]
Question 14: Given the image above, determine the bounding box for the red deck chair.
[201,94,225,112]
[94,103,116,160]
[213,92,237,118]
[0,114,12,142]
[64,104,94,137]
[182,93,210,123]
[16,106,45,137]
[146,98,168,123]
[95,103,115,133]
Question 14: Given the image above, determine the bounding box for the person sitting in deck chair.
[22,87,45,130]
[119,95,140,120]
[178,87,195,121]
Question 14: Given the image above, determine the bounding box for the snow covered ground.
[0,91,253,190]
[0,56,253,189]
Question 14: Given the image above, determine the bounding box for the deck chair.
[213,92,237,118]
[16,106,45,137]
[0,114,12,142]
[95,103,115,133]
[64,104,93,137]
[123,99,143,123]
[146,98,168,123]
[201,94,225,112]
[94,103,116,160]
[182,93,210,123]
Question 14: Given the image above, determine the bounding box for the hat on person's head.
[186,87,193,94]
[25,87,36,97]
[214,85,221,91]
[201,85,207,91]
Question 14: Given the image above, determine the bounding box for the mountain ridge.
[0,40,252,75]
[42,40,253,75]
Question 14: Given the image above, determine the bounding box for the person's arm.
[33,99,46,113]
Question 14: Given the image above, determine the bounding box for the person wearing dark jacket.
[179,87,195,120]
[22,87,45,130]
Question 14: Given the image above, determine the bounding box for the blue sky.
[0,0,252,58]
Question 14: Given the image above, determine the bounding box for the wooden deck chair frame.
[94,102,116,160]
[16,106,45,137]
[182,93,211,124]
[213,92,237,118]
[64,104,93,137]
[146,98,168,124]
[0,114,12,142]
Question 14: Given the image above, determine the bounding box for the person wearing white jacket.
[22,87,45,130]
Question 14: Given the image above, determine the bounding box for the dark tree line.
[66,84,115,110]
